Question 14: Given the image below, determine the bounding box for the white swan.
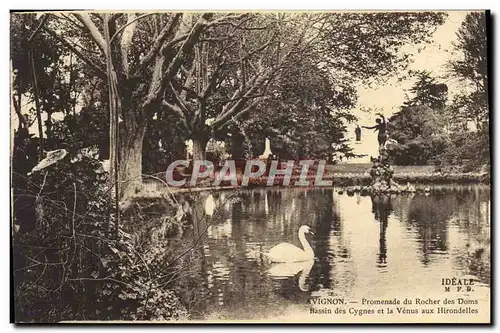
[266,225,314,262]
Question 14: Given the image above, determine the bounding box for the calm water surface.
[183,186,490,321]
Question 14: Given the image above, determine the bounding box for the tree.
[439,11,489,171]
[34,12,245,199]
[11,14,81,158]
[50,105,109,157]
[448,11,488,131]
[142,111,189,175]
[13,11,447,197]
[404,70,448,111]
[388,12,489,170]
[318,12,447,84]
[387,105,448,165]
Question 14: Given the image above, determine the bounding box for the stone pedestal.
[368,146,396,195]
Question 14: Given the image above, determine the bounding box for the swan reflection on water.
[267,259,315,291]
[204,194,216,217]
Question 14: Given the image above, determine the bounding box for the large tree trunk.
[191,137,208,163]
[119,120,147,200]
[230,132,245,160]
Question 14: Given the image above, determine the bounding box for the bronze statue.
[363,113,387,148]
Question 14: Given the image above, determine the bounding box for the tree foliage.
[11,11,448,189]
[11,14,83,148]
[447,12,488,131]
[438,11,490,171]
[244,53,357,159]
[387,105,448,165]
[162,12,447,161]
[318,12,447,84]
[404,70,448,110]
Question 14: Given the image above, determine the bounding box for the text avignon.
[308,297,345,305]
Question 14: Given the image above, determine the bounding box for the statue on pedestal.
[259,138,273,159]
[355,125,361,142]
[364,114,402,195]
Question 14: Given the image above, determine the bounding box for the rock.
[360,186,370,196]
[389,188,400,194]
[30,149,68,173]
[389,179,401,189]
[338,190,344,195]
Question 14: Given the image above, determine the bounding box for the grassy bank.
[323,164,489,186]
[325,163,436,174]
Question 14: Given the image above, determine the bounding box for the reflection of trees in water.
[392,188,490,268]
[307,189,335,291]
[284,189,339,291]
[449,187,491,285]
[394,193,453,265]
[256,189,340,301]
[371,195,392,266]
[231,200,246,302]
[250,189,338,297]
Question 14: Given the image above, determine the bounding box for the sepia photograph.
[9,10,491,323]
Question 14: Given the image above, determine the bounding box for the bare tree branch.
[110,12,155,43]
[168,81,191,113]
[73,13,106,53]
[201,63,223,99]
[227,36,276,64]
[43,27,107,79]
[162,100,189,130]
[28,15,49,42]
[143,13,214,109]
[54,13,86,30]
[206,14,249,27]
[119,13,137,77]
[212,59,283,130]
[216,97,263,129]
[135,13,183,74]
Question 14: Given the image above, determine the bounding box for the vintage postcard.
[10,10,491,323]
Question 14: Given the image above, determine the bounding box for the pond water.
[183,186,491,322]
